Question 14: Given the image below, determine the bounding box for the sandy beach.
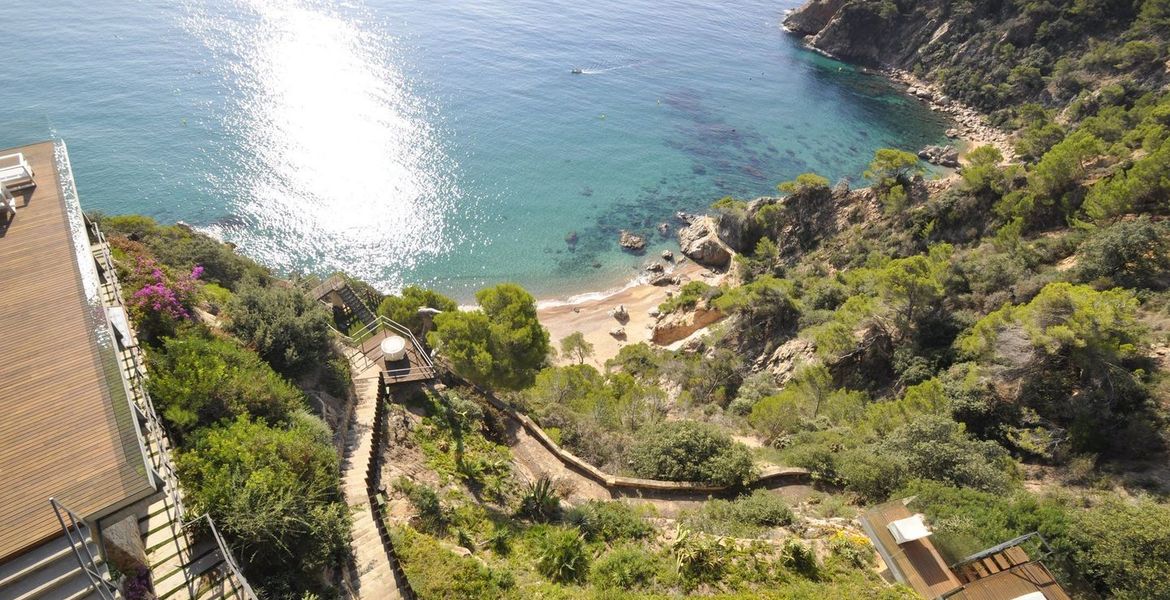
[538,259,725,368]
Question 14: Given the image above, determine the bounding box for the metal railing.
[949,531,1054,570]
[50,499,120,600]
[83,222,259,599]
[330,315,437,380]
[87,222,186,519]
[181,514,258,600]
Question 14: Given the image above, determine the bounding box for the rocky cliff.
[783,0,1170,113]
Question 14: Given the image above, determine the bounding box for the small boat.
[570,68,584,74]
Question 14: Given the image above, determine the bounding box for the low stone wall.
[478,387,811,495]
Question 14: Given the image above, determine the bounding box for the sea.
[0,0,949,301]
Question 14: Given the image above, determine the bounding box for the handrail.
[49,498,120,600]
[182,514,258,600]
[950,531,1053,569]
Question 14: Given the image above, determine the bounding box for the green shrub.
[147,333,305,440]
[391,526,510,599]
[781,539,819,580]
[566,501,653,542]
[591,545,660,589]
[393,477,448,533]
[680,489,794,537]
[533,526,589,583]
[659,281,722,314]
[827,531,875,569]
[1075,217,1170,289]
[628,421,756,486]
[430,283,549,390]
[226,282,333,377]
[1067,497,1170,599]
[177,415,348,597]
[671,528,730,585]
[377,285,457,337]
[517,476,561,522]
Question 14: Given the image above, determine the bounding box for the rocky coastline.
[782,1,1015,161]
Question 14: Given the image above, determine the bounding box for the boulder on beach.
[645,262,665,273]
[609,327,626,339]
[610,304,629,323]
[649,274,679,287]
[677,216,733,268]
[651,306,725,345]
[619,230,646,252]
[918,144,960,168]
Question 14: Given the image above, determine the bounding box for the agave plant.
[517,475,560,522]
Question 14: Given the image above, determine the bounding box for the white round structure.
[380,335,407,361]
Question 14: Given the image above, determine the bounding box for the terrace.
[861,499,1070,600]
[0,140,255,600]
[310,274,436,385]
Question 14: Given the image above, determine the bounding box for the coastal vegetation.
[84,2,1170,597]
[92,215,350,598]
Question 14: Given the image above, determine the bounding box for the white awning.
[1010,593,1047,600]
[888,513,932,544]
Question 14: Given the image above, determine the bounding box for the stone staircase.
[341,373,406,599]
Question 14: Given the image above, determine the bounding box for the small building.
[0,141,254,599]
[860,498,1070,600]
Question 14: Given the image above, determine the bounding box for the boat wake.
[571,60,648,75]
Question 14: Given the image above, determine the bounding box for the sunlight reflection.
[186,0,456,289]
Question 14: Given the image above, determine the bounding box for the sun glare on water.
[185,0,458,289]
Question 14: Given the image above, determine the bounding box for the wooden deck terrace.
[0,141,155,561]
[861,501,963,599]
[943,560,1071,600]
[354,325,436,385]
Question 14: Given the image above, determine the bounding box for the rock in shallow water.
[619,230,646,252]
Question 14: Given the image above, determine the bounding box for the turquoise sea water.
[0,0,948,300]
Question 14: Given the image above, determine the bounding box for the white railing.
[332,315,436,380]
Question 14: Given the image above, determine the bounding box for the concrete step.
[0,533,113,600]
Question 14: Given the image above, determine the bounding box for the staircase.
[0,534,109,600]
[340,373,407,599]
[336,284,378,329]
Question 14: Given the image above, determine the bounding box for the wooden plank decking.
[945,561,1071,600]
[861,501,963,600]
[357,328,435,384]
[0,141,154,561]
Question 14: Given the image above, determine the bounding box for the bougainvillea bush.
[126,255,202,343]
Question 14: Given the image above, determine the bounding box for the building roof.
[0,141,154,561]
[861,500,963,599]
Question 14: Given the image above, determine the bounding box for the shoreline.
[538,258,725,367]
[880,67,1016,161]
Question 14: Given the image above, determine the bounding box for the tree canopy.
[429,283,550,390]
